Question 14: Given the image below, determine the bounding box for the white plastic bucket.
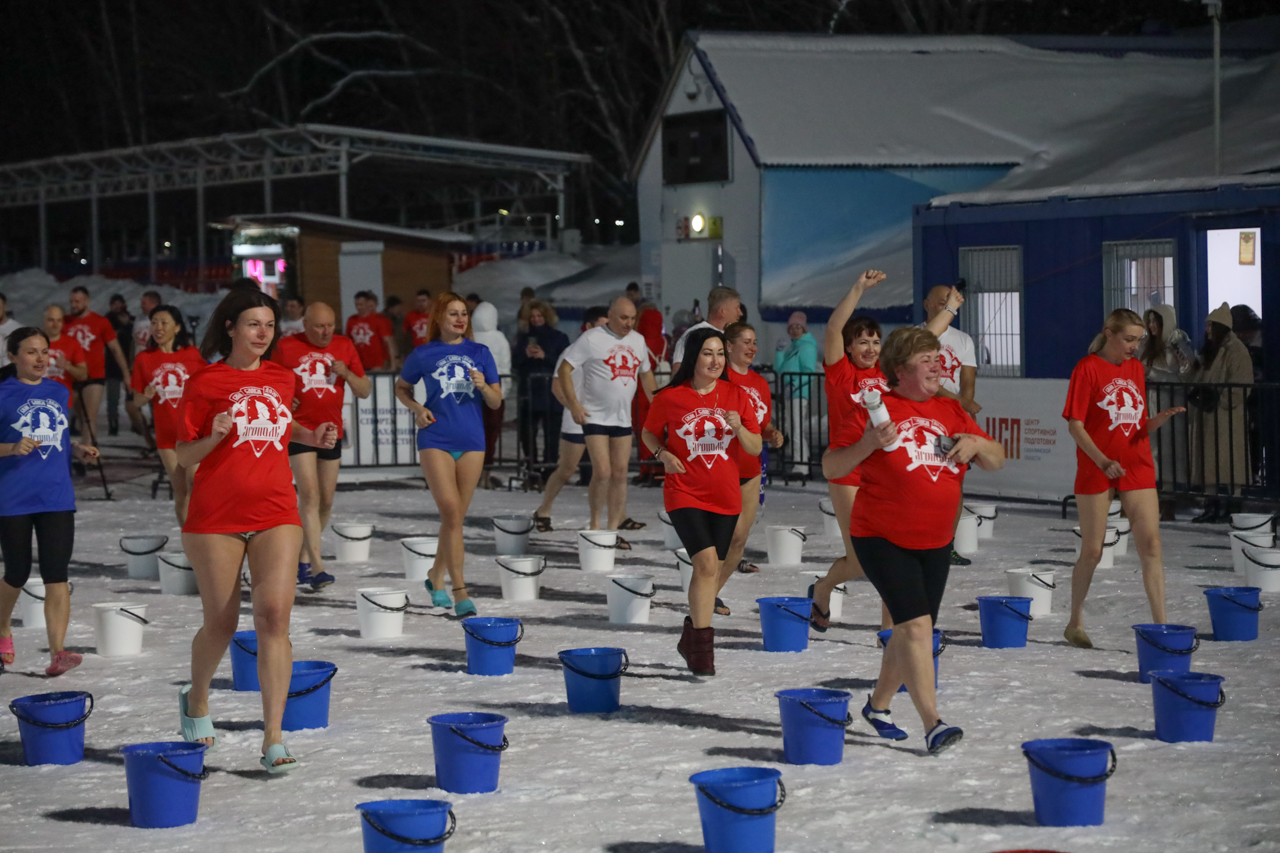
[966,503,998,540]
[356,587,408,639]
[818,499,840,540]
[1230,512,1274,534]
[658,511,683,550]
[1113,519,1132,557]
[400,537,438,582]
[158,552,199,595]
[1242,547,1280,593]
[496,556,544,601]
[1231,531,1274,574]
[954,513,979,557]
[93,602,148,657]
[1005,569,1055,617]
[801,573,844,621]
[18,580,46,629]
[492,515,533,556]
[676,548,693,592]
[1107,499,1123,520]
[1074,526,1120,569]
[606,574,655,624]
[577,531,617,574]
[119,535,168,580]
[766,526,806,565]
[332,522,374,562]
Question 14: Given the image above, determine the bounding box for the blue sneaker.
[861,697,908,741]
[925,721,964,754]
[424,579,452,608]
[309,570,335,591]
[297,563,313,586]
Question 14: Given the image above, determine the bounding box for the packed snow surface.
[1,478,1277,852]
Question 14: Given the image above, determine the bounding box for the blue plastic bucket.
[8,691,93,766]
[1132,624,1197,683]
[428,712,508,794]
[462,617,523,676]
[877,628,945,693]
[689,767,785,853]
[121,741,209,828]
[775,688,852,766]
[1204,587,1263,641]
[977,596,1033,648]
[1150,670,1226,743]
[282,661,337,731]
[757,597,812,652]
[230,630,259,692]
[357,799,456,853]
[1021,738,1116,827]
[558,647,628,713]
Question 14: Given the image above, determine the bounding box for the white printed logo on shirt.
[293,352,337,396]
[741,385,768,426]
[431,354,479,401]
[849,375,890,406]
[411,318,431,342]
[675,407,733,469]
[67,324,96,351]
[1097,378,1145,436]
[44,360,65,381]
[11,399,68,460]
[603,344,641,381]
[349,322,375,347]
[150,363,194,407]
[896,416,960,483]
[229,385,292,458]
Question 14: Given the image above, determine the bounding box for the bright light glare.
[691,214,705,233]
[614,219,624,227]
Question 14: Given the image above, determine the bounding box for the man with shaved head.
[272,302,372,589]
[558,295,658,543]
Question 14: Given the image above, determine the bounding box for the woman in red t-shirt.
[175,289,338,775]
[1062,309,1184,649]
[642,326,761,676]
[713,322,783,613]
[41,305,88,395]
[131,305,205,524]
[824,326,1004,754]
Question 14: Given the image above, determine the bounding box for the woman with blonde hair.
[1062,309,1184,648]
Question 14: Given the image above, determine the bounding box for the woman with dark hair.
[395,292,502,617]
[513,299,568,471]
[641,326,761,676]
[175,289,339,773]
[131,305,205,524]
[825,326,1005,753]
[0,328,100,676]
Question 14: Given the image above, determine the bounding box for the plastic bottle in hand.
[862,389,900,452]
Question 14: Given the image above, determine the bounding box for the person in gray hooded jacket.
[471,301,511,489]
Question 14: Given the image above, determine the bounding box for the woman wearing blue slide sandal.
[395,294,503,621]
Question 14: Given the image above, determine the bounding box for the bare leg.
[1121,488,1167,623]
[0,582,19,664]
[157,449,183,525]
[80,383,104,445]
[717,477,760,592]
[869,615,940,731]
[181,532,250,746]
[583,434,611,529]
[316,457,340,532]
[290,453,323,571]
[814,484,890,629]
[1066,492,1112,633]
[176,464,196,525]
[687,547,722,629]
[606,434,633,529]
[422,450,484,602]
[245,525,304,763]
[536,439,586,518]
[42,583,71,654]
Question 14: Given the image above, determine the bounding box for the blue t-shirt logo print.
[11,399,68,459]
[432,355,478,401]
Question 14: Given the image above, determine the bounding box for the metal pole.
[90,181,100,274]
[338,138,349,219]
[196,170,206,286]
[1213,4,1221,176]
[147,172,157,284]
[38,185,48,270]
[556,173,566,240]
[263,150,273,213]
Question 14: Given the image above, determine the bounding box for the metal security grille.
[1102,239,1176,318]
[958,246,1023,378]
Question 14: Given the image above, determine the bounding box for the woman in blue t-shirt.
[395,292,502,617]
[0,328,100,676]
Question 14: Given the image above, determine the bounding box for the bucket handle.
[1151,675,1227,709]
[1216,592,1264,612]
[579,531,616,547]
[789,528,807,543]
[331,526,374,542]
[1241,548,1280,569]
[1071,528,1121,547]
[158,753,210,781]
[996,600,1033,622]
[1135,629,1199,655]
[1230,515,1275,532]
[361,593,410,613]
[159,554,194,571]
[818,502,836,517]
[799,700,853,728]
[119,536,169,556]
[1030,572,1057,590]
[287,666,337,698]
[610,579,657,598]
[361,809,457,847]
[494,517,535,536]
[964,504,998,521]
[118,607,150,625]
[497,557,546,577]
[658,512,674,527]
[676,553,692,567]
[233,637,258,657]
[773,603,812,623]
[1023,747,1116,784]
[402,541,438,558]
[461,620,525,646]
[8,693,94,729]
[697,778,786,816]
[449,726,509,752]
[935,632,947,658]
[559,650,630,680]
[20,581,75,601]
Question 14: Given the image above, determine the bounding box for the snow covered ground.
[1,475,1277,853]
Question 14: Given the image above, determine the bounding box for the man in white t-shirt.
[0,292,22,367]
[670,286,741,372]
[533,306,610,530]
[559,296,658,538]
[923,285,981,415]
[131,290,162,356]
[279,295,306,337]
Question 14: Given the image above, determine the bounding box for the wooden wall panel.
[296,232,342,313]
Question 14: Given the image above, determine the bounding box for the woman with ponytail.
[1062,309,1184,648]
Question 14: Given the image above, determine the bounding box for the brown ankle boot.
[677,615,716,676]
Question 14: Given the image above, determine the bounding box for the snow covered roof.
[930,172,1280,208]
[225,213,473,247]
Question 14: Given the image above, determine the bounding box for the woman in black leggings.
[0,327,100,676]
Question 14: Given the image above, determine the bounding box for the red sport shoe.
[45,650,83,677]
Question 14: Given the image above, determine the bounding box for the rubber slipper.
[260,743,298,774]
[807,584,830,633]
[736,559,760,573]
[614,536,632,551]
[45,650,82,677]
[1,635,14,667]
[178,685,218,751]
[425,579,452,608]
[533,514,553,533]
[714,597,731,616]
[618,517,647,531]
[454,599,477,618]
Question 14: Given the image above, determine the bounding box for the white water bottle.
[862,390,900,452]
